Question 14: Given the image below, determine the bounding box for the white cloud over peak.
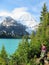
[0,7,28,20]
[0,7,39,30]
[11,7,28,20]
[0,11,11,16]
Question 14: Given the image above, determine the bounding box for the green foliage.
[0,45,8,65]
[0,57,6,65]
[0,45,8,58]
[13,37,30,65]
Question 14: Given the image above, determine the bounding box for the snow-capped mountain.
[0,16,29,38]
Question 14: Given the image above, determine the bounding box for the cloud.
[0,11,11,16]
[0,7,39,29]
[11,7,28,20]
[0,7,33,21]
[0,7,28,20]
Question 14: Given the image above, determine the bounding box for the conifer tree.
[0,45,8,65]
[0,45,8,59]
[40,3,47,22]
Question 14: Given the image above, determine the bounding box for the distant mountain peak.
[1,16,17,27]
[0,16,29,38]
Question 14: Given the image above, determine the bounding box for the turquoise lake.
[0,39,22,55]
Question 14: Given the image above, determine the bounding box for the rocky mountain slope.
[0,16,29,38]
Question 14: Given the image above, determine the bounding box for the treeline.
[0,3,49,65]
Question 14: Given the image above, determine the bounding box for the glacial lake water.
[0,39,22,55]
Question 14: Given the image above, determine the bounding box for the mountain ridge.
[0,16,29,38]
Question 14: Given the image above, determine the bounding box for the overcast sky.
[0,0,49,22]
